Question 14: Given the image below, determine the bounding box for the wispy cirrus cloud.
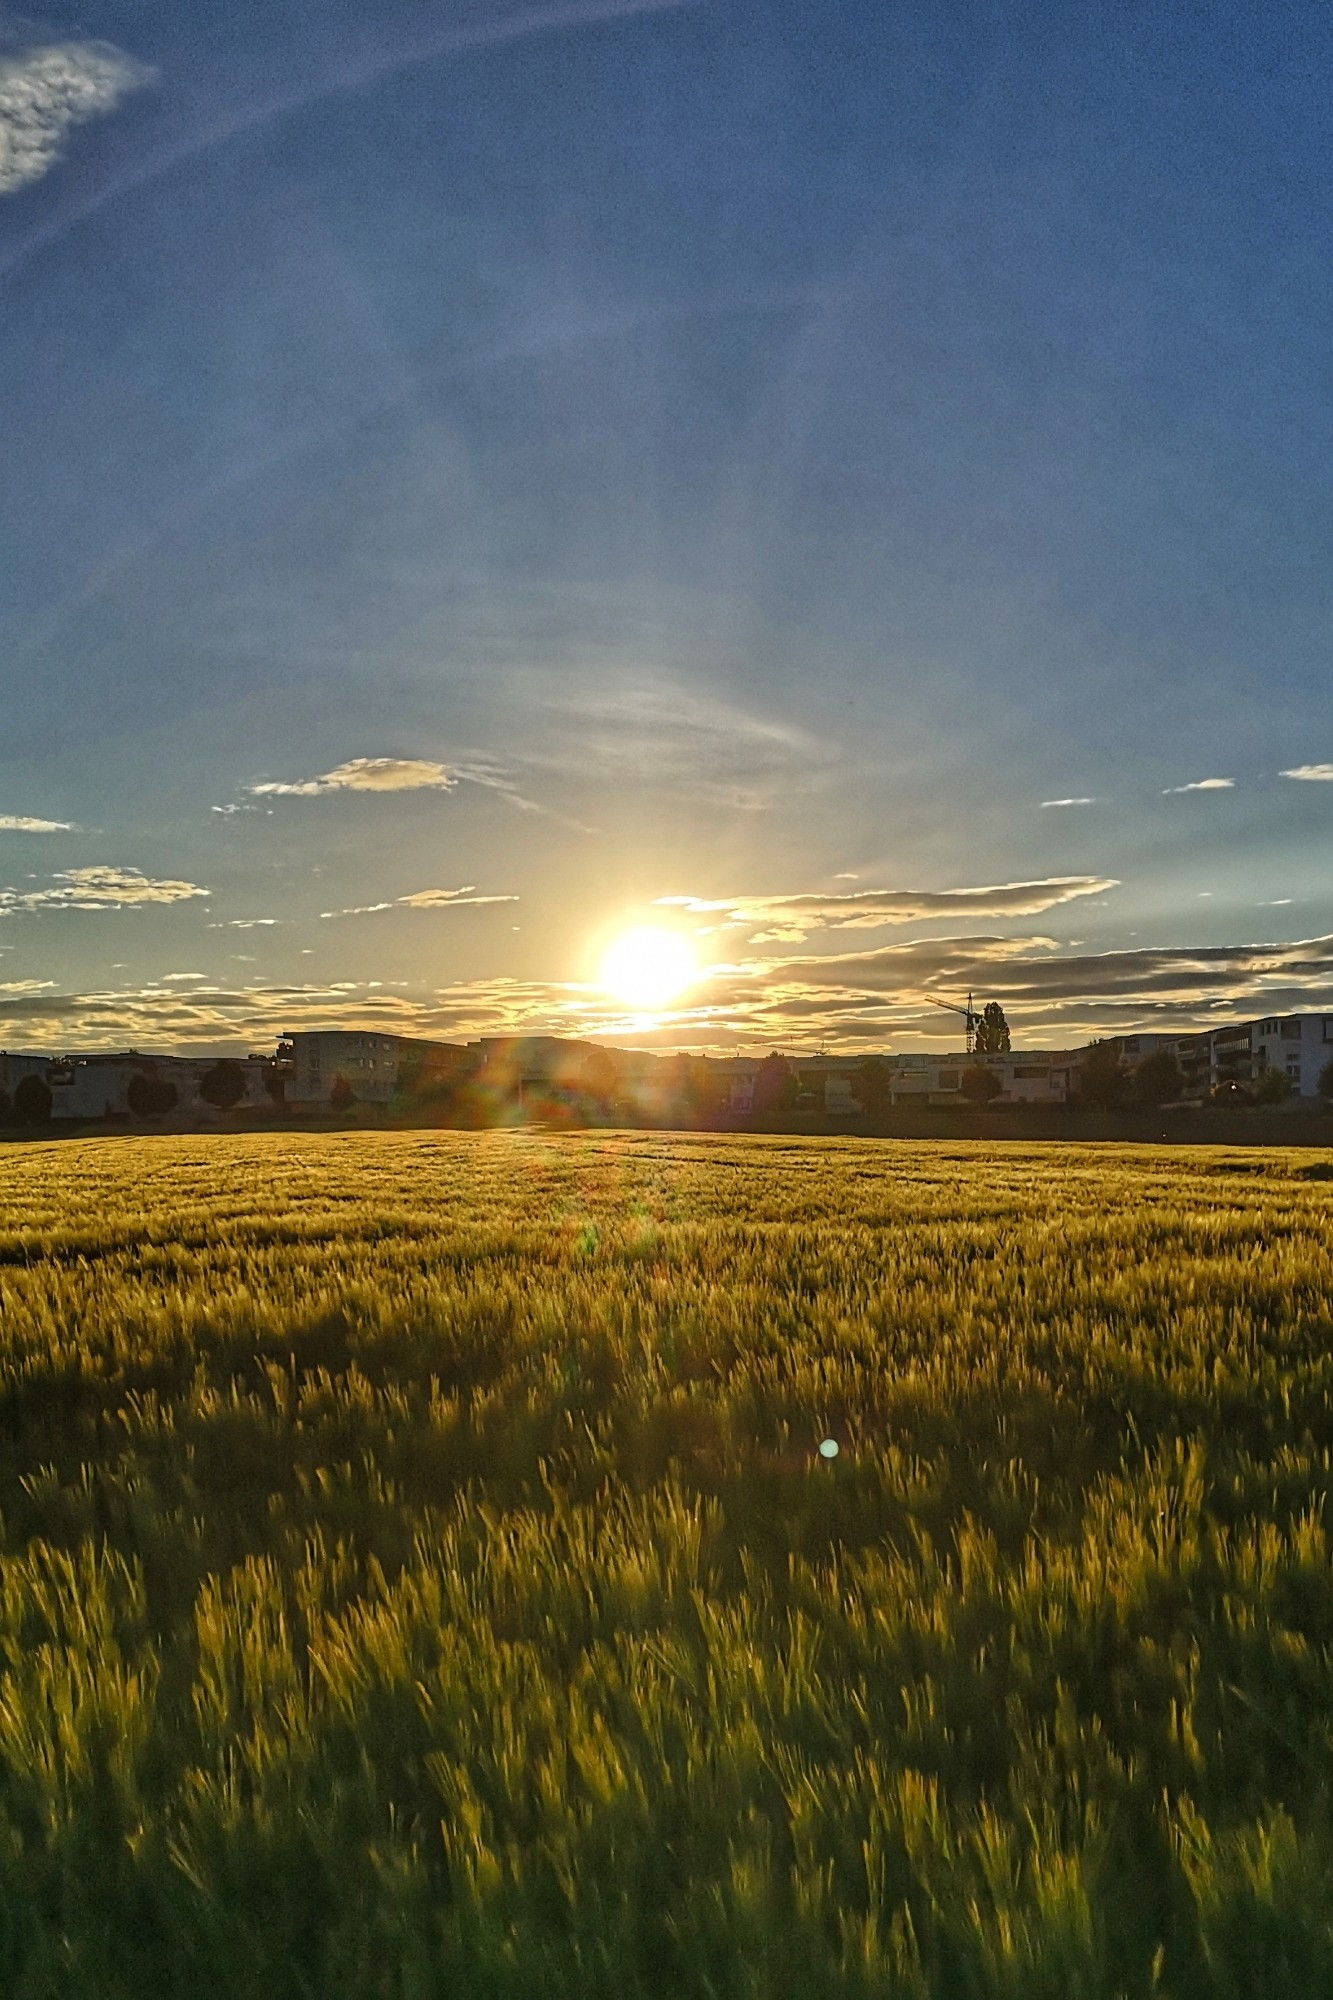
[1163,778,1234,794]
[1281,764,1333,782]
[0,813,74,832]
[397,887,519,909]
[0,866,208,914]
[320,886,518,919]
[657,876,1117,941]
[520,678,829,811]
[249,756,455,797]
[0,40,152,196]
[1039,797,1094,809]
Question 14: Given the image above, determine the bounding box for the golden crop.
[0,1130,1330,1997]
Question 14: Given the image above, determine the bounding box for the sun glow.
[597,926,698,1010]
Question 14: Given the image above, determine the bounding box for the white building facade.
[1250,1014,1333,1097]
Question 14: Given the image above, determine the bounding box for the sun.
[598,926,698,1010]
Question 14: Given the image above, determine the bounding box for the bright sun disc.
[598,927,697,1009]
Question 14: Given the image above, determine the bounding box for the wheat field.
[0,1130,1331,1997]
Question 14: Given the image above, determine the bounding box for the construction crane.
[916,990,984,1056]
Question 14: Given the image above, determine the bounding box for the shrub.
[1253,1064,1292,1105]
[1134,1050,1185,1108]
[960,1064,1003,1105]
[127,1072,179,1118]
[199,1060,246,1111]
[1077,1041,1129,1109]
[12,1074,52,1124]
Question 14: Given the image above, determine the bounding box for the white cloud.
[0,866,208,914]
[1039,797,1094,809]
[249,756,455,797]
[1163,778,1234,794]
[207,917,279,929]
[0,40,152,196]
[0,814,75,832]
[161,972,207,982]
[1280,764,1333,782]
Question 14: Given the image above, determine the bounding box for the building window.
[1281,1020,1302,1041]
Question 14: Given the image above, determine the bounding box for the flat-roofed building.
[285,1031,466,1108]
[1251,1013,1333,1097]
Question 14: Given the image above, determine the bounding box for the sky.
[1,0,1331,1056]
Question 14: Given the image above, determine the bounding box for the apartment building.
[1249,1014,1333,1097]
[882,1051,1081,1105]
[283,1031,471,1108]
[1113,1016,1333,1099]
[705,1050,1083,1114]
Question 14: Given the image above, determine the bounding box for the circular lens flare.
[598,927,697,1010]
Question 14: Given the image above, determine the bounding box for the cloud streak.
[0,40,152,195]
[0,814,74,833]
[0,866,208,914]
[657,876,1118,939]
[249,756,455,797]
[1281,764,1333,782]
[1163,778,1234,794]
[320,887,519,918]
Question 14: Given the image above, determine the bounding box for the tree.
[854,1055,893,1118]
[960,1064,1003,1105]
[1319,1058,1333,1103]
[658,1053,702,1122]
[579,1047,621,1116]
[1076,1041,1129,1110]
[973,1002,1011,1055]
[199,1060,246,1111]
[1134,1050,1184,1109]
[13,1075,50,1125]
[127,1072,178,1117]
[752,1051,800,1121]
[1252,1063,1291,1105]
[329,1075,356,1113]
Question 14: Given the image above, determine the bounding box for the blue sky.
[1,0,1331,1053]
